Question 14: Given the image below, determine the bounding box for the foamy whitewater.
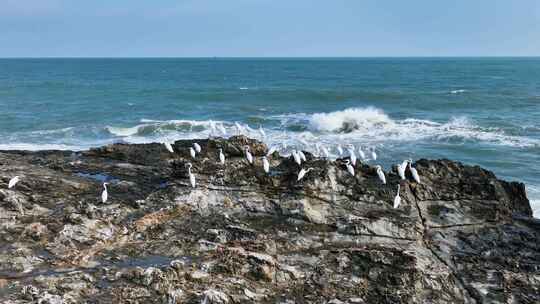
[1,58,539,216]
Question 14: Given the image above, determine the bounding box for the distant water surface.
[0,57,539,216]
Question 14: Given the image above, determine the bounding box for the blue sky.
[1,0,539,57]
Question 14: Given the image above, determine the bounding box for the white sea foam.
[450,89,467,94]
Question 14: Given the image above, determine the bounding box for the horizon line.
[1,55,540,59]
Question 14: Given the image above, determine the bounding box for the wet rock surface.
[0,136,538,303]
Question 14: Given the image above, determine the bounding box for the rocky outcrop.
[0,136,538,303]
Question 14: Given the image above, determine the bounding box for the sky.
[1,0,539,57]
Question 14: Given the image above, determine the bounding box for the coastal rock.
[0,136,538,303]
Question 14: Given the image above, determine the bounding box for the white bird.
[371,147,377,161]
[401,159,409,171]
[193,142,202,153]
[186,163,196,188]
[266,146,277,157]
[164,142,174,153]
[393,184,401,209]
[397,163,406,180]
[101,182,108,203]
[245,146,253,165]
[262,156,270,173]
[298,150,307,162]
[218,148,225,165]
[358,146,366,160]
[345,160,355,176]
[337,145,343,156]
[258,125,266,138]
[375,165,386,184]
[8,176,20,189]
[347,145,357,166]
[297,167,314,181]
[409,160,421,183]
[292,150,302,165]
[189,147,196,159]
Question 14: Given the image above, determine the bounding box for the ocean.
[1,58,539,216]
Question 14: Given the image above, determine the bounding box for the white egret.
[186,163,196,188]
[371,147,377,161]
[262,156,270,173]
[218,148,225,165]
[101,182,109,203]
[258,125,266,138]
[298,150,307,162]
[297,167,314,181]
[397,163,406,180]
[345,160,355,176]
[393,185,401,209]
[193,143,202,153]
[347,144,357,166]
[266,146,277,157]
[189,147,196,159]
[164,142,174,153]
[409,160,421,183]
[337,144,343,156]
[8,176,20,189]
[292,150,302,165]
[244,146,254,165]
[358,146,366,161]
[401,159,409,171]
[375,165,386,184]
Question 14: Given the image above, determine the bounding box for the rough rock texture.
[0,136,538,303]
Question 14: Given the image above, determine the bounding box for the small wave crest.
[308,107,393,133]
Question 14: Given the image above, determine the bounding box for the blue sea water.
[0,58,539,216]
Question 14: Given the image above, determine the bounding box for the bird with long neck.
[186,163,196,188]
[408,159,421,183]
[101,182,109,203]
[8,176,20,189]
[376,165,386,184]
[244,146,253,165]
[262,156,270,173]
[345,160,355,176]
[297,167,314,181]
[393,184,401,208]
[218,148,225,165]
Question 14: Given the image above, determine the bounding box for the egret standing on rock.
[262,156,270,173]
[345,160,355,176]
[8,176,20,189]
[297,167,314,181]
[393,185,401,209]
[408,160,421,183]
[347,144,357,166]
[298,150,307,162]
[101,182,109,203]
[186,163,196,188]
[193,142,201,153]
[244,146,253,165]
[376,165,386,184]
[397,163,406,180]
[371,147,377,161]
[164,142,174,153]
[218,148,225,165]
[292,150,302,165]
[189,147,196,159]
[358,146,366,161]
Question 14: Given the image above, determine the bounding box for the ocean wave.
[450,89,467,94]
